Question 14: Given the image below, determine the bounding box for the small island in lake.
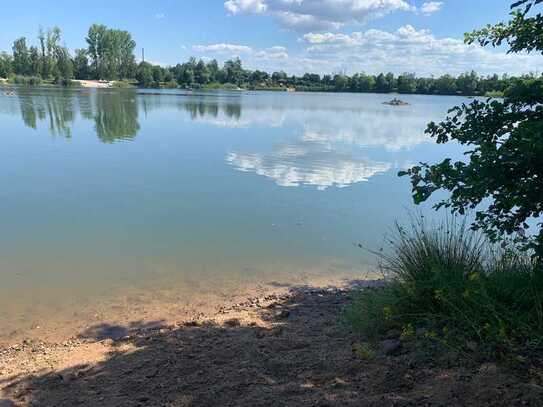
[383,98,410,106]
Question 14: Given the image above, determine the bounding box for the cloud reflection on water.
[3,89,437,190]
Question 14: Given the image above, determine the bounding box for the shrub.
[10,75,42,86]
[111,80,136,88]
[346,216,543,361]
[484,90,505,97]
[162,80,178,89]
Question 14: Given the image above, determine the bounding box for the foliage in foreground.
[346,217,543,362]
[400,0,543,257]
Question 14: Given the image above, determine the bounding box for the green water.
[0,87,466,339]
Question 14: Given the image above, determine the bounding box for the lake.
[0,87,466,342]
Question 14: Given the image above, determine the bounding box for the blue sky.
[0,0,540,76]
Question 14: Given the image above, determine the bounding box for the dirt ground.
[1,282,542,406]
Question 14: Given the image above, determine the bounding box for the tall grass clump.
[346,215,543,361]
[10,75,42,86]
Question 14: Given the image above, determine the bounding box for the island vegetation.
[0,24,537,97]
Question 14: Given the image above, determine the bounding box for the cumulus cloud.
[190,24,542,78]
[299,25,543,76]
[255,46,289,59]
[225,0,267,14]
[420,1,443,15]
[154,13,165,19]
[224,0,416,31]
[192,43,290,67]
[192,43,253,54]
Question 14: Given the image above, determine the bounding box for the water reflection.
[18,90,75,137]
[226,146,392,190]
[11,88,140,143]
[3,89,441,189]
[94,91,139,143]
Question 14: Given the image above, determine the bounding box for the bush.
[56,78,78,87]
[484,90,505,98]
[111,80,136,88]
[162,80,178,89]
[10,75,42,86]
[346,216,543,361]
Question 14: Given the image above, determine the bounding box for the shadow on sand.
[2,281,542,406]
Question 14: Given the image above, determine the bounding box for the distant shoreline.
[0,80,501,98]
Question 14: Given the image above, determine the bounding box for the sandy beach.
[72,80,113,88]
[2,281,542,406]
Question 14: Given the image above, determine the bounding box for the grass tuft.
[346,215,543,361]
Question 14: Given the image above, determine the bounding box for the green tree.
[194,59,210,84]
[333,74,348,91]
[375,73,394,92]
[0,52,13,77]
[400,0,543,258]
[207,59,219,83]
[39,27,62,79]
[73,49,90,80]
[86,24,108,79]
[224,58,243,84]
[136,61,154,87]
[435,74,457,94]
[53,46,73,84]
[397,73,417,93]
[357,73,375,92]
[456,71,479,95]
[416,77,435,94]
[12,37,30,75]
[152,65,165,83]
[29,46,41,77]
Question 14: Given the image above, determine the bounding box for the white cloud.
[189,25,542,77]
[299,25,543,76]
[192,43,290,65]
[192,43,253,54]
[154,13,165,19]
[225,0,267,14]
[420,1,443,15]
[255,46,289,59]
[224,0,416,31]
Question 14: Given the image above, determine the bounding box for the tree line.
[0,24,531,96]
[0,24,136,85]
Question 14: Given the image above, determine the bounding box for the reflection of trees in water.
[94,91,139,143]
[14,90,246,142]
[183,101,219,120]
[15,89,140,143]
[18,90,75,137]
[76,90,94,120]
[182,98,241,121]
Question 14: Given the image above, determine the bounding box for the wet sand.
[0,268,372,346]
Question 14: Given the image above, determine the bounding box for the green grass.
[346,216,543,362]
[485,90,505,98]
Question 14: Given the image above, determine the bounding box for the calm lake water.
[0,87,466,341]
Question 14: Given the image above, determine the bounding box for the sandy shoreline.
[72,80,113,88]
[2,280,541,406]
[1,268,373,347]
